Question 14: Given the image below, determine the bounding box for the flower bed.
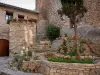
[9,50,42,73]
[48,57,94,64]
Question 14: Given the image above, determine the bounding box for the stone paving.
[0,57,43,75]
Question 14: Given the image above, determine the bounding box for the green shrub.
[68,48,85,56]
[27,50,32,57]
[80,39,87,44]
[9,54,30,70]
[68,49,78,56]
[45,24,60,41]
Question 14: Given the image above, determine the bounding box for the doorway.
[0,39,9,56]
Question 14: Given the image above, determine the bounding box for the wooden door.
[0,39,9,56]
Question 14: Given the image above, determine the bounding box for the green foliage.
[58,39,68,54]
[48,58,93,64]
[80,39,87,44]
[68,49,84,56]
[58,0,87,26]
[46,24,60,41]
[9,54,30,70]
[58,0,87,59]
[59,0,87,18]
[68,49,78,56]
[9,50,36,71]
[58,37,86,56]
[27,50,32,57]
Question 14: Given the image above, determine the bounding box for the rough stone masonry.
[36,0,100,27]
[0,20,37,56]
[41,61,100,75]
[9,21,36,55]
[36,0,100,40]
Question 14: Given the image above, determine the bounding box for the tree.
[58,0,87,59]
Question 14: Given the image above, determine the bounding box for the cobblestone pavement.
[0,57,43,75]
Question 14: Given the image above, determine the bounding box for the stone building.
[36,0,100,40]
[36,0,69,25]
[36,0,70,40]
[0,2,39,56]
[0,2,39,24]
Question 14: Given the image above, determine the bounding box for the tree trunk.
[73,16,78,40]
[73,14,80,60]
[76,40,80,59]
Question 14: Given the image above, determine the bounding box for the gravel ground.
[0,57,43,75]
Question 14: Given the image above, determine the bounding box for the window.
[18,15,24,19]
[6,11,13,24]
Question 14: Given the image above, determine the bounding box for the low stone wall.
[41,61,100,75]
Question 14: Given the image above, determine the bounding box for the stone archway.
[0,24,9,56]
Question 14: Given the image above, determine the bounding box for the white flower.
[25,48,28,52]
[20,50,24,55]
[32,51,35,57]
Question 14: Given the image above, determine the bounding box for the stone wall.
[36,0,69,26]
[0,24,9,40]
[41,61,100,75]
[36,0,100,27]
[36,0,70,40]
[36,20,48,41]
[9,21,36,55]
[36,0,100,40]
[83,0,100,27]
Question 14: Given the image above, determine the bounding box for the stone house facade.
[0,2,39,24]
[0,2,39,56]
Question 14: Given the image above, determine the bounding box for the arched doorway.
[0,39,9,56]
